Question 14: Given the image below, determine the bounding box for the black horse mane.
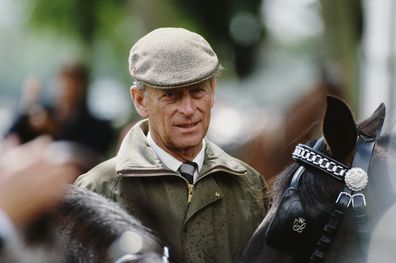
[55,186,163,262]
[2,186,164,263]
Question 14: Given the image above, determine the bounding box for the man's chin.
[173,139,203,151]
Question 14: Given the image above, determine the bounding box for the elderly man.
[75,27,268,263]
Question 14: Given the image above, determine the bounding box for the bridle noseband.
[265,131,376,262]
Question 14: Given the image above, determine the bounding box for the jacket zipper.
[187,184,194,203]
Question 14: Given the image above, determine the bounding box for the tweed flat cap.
[128,27,219,89]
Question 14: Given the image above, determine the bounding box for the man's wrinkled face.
[142,80,215,154]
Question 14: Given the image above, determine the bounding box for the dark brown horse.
[241,96,396,262]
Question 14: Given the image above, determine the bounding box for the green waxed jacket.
[75,120,268,263]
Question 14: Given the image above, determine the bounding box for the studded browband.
[292,143,369,192]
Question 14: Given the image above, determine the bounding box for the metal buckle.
[336,192,352,208]
[358,131,375,142]
[351,193,367,207]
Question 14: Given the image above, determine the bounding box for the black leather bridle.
[265,130,377,262]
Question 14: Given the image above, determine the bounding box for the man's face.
[140,80,215,155]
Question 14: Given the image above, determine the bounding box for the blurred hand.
[0,136,78,227]
[27,105,59,137]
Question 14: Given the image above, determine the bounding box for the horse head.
[241,95,395,263]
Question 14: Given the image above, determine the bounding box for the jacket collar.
[116,119,247,176]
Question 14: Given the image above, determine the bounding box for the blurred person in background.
[76,27,268,263]
[0,136,77,247]
[0,137,166,263]
[19,74,43,112]
[3,63,115,161]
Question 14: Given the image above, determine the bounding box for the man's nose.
[179,94,194,116]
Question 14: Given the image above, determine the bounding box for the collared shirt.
[147,131,205,182]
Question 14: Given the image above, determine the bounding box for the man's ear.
[130,86,149,118]
[210,79,216,108]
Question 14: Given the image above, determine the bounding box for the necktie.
[179,161,197,184]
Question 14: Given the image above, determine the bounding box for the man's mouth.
[176,121,199,128]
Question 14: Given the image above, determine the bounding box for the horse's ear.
[357,103,386,139]
[323,96,357,160]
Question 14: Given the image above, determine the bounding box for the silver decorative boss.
[344,167,368,192]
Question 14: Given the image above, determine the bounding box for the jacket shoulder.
[206,140,267,191]
[241,160,265,184]
[74,157,118,198]
[238,159,267,191]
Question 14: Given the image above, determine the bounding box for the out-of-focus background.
[0,0,395,182]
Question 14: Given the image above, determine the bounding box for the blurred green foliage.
[15,0,363,111]
[174,0,265,78]
[26,0,265,79]
[28,0,127,45]
[320,0,363,112]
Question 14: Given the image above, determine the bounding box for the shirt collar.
[147,131,205,173]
